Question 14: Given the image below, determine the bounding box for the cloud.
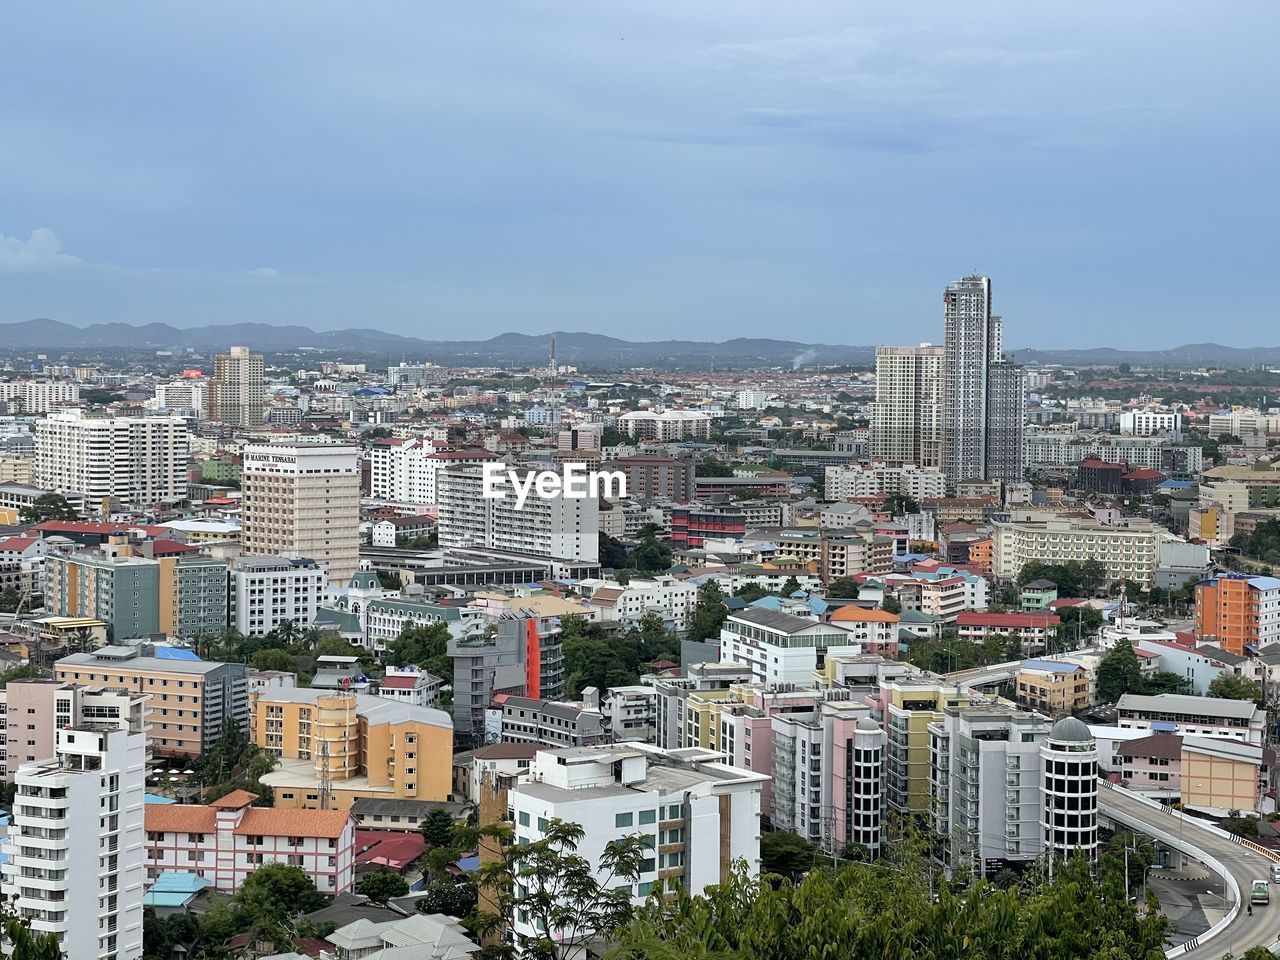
[245,267,281,278]
[0,228,83,270]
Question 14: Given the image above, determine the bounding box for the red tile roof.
[0,537,38,552]
[380,675,421,689]
[354,830,424,868]
[209,789,259,810]
[235,807,350,840]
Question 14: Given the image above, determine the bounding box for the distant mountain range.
[0,318,1276,370]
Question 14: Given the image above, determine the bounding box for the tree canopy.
[1208,671,1263,704]
[18,492,78,524]
[560,614,680,698]
[358,869,410,904]
[685,580,728,643]
[825,577,861,599]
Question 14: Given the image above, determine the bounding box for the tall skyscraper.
[940,275,1023,484]
[871,344,944,467]
[241,443,361,585]
[207,345,265,427]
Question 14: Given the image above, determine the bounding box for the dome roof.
[1049,717,1093,743]
[856,717,881,732]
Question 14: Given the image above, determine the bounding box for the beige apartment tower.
[871,344,944,468]
[207,345,266,427]
[241,443,361,584]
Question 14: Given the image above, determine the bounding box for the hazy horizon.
[2,2,1276,348]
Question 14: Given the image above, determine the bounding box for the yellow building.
[1015,662,1091,718]
[252,689,453,809]
[1181,738,1264,816]
[880,678,969,814]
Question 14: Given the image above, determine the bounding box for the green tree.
[384,621,453,680]
[0,587,21,613]
[881,595,902,615]
[18,493,78,524]
[358,869,410,904]
[416,879,478,917]
[466,819,649,960]
[824,577,860,599]
[733,583,769,604]
[1208,672,1263,703]
[3,917,62,960]
[234,863,326,941]
[250,648,296,673]
[696,457,735,478]
[1097,640,1143,703]
[421,808,457,848]
[759,831,819,880]
[1080,558,1107,596]
[0,664,42,688]
[598,532,630,569]
[634,527,672,574]
[685,580,728,643]
[778,576,802,597]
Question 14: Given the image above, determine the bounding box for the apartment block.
[230,556,327,637]
[617,410,712,441]
[369,438,498,504]
[871,344,944,468]
[1,707,147,960]
[824,462,947,502]
[45,551,160,641]
[877,677,969,815]
[241,443,361,584]
[447,612,565,742]
[498,694,605,748]
[604,457,695,501]
[206,345,265,427]
[1194,573,1280,656]
[144,789,355,893]
[55,646,248,758]
[0,680,147,781]
[35,410,188,505]
[717,608,856,686]
[929,705,1049,869]
[251,689,453,808]
[436,464,599,563]
[583,575,698,630]
[0,379,79,413]
[990,513,1160,587]
[509,744,765,945]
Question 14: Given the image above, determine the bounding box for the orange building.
[251,689,453,809]
[1194,574,1280,656]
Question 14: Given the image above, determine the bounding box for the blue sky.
[2,2,1276,348]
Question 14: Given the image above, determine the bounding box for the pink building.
[0,680,146,781]
[144,789,356,893]
[1114,733,1182,798]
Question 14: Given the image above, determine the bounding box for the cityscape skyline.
[2,2,1277,346]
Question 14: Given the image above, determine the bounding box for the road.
[1100,782,1280,958]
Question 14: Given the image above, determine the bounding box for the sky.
[2,2,1277,349]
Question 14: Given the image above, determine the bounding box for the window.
[519,811,530,827]
[615,812,633,828]
[639,809,656,825]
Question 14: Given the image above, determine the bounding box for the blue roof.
[145,793,176,805]
[1022,659,1081,674]
[1157,479,1194,490]
[153,647,201,661]
[143,871,211,907]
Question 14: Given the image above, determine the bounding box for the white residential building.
[150,378,207,417]
[143,789,356,893]
[824,462,947,502]
[377,665,443,707]
[735,390,773,411]
[602,685,658,743]
[230,556,327,636]
[369,438,498,505]
[241,443,361,584]
[1120,410,1182,437]
[0,380,80,414]
[35,410,189,505]
[1022,432,1203,474]
[618,409,712,441]
[717,608,857,686]
[509,744,766,947]
[584,575,698,630]
[990,512,1161,587]
[1,705,147,960]
[437,465,599,562]
[929,705,1050,869]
